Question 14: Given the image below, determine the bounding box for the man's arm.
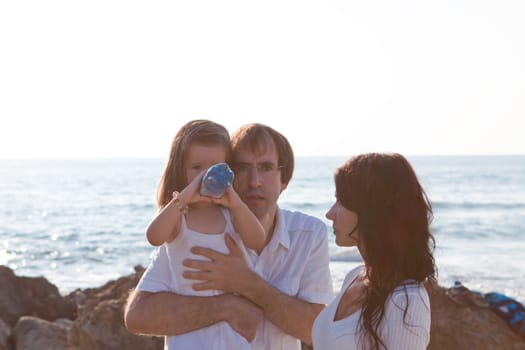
[124,289,262,341]
[125,290,222,335]
[233,269,325,345]
[124,245,262,341]
[183,234,325,345]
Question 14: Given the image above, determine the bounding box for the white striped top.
[312,265,430,350]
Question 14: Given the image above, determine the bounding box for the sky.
[1,0,524,159]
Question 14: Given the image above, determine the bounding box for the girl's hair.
[230,123,294,185]
[157,119,231,208]
[335,153,436,350]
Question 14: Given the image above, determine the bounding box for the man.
[125,123,333,349]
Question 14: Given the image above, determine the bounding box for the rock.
[0,266,76,327]
[67,266,162,350]
[0,318,11,350]
[426,281,525,350]
[66,267,144,309]
[3,265,524,349]
[13,316,71,350]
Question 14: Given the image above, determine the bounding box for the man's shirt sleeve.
[136,245,172,292]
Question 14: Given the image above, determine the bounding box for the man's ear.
[280,183,288,193]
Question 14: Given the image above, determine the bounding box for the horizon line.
[1,154,525,161]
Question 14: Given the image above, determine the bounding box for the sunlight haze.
[1,0,524,159]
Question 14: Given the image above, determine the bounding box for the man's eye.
[260,164,274,172]
[236,164,250,172]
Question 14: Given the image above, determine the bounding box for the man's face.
[233,141,287,221]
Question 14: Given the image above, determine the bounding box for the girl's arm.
[213,187,266,251]
[146,192,185,246]
[146,173,207,246]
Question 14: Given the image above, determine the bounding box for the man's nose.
[247,167,262,187]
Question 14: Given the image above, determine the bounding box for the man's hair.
[230,123,294,185]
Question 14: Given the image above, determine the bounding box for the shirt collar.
[266,207,290,251]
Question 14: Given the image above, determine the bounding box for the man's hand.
[222,294,263,342]
[182,234,253,294]
[183,233,326,345]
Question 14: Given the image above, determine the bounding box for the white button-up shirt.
[138,207,334,350]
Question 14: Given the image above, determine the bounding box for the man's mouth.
[246,195,264,201]
[243,193,265,204]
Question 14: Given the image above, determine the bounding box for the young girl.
[146,119,266,350]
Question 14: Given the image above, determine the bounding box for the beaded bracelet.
[171,191,188,214]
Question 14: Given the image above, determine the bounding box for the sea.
[1,156,524,304]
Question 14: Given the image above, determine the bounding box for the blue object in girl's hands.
[200,163,234,198]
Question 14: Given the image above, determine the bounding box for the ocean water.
[1,156,524,304]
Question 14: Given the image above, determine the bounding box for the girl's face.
[184,143,228,185]
[325,200,360,248]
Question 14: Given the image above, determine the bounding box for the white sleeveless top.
[165,207,253,296]
[164,207,254,350]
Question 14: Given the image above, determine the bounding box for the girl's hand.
[209,186,243,210]
[178,170,213,206]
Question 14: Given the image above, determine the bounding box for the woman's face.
[326,200,360,248]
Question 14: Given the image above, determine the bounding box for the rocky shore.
[1,265,523,350]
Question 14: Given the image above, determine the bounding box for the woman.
[313,153,436,350]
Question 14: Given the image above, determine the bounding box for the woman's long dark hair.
[335,153,436,350]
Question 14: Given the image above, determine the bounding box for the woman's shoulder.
[380,282,431,347]
[341,265,365,287]
[388,282,430,313]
